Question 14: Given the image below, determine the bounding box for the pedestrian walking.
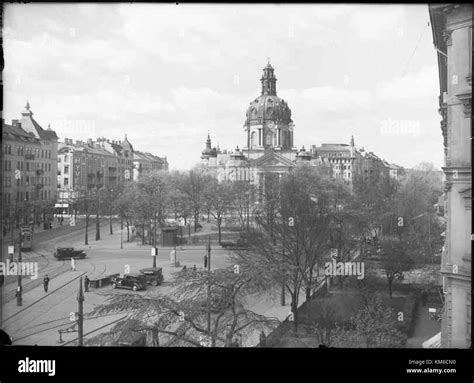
[60,216,64,225]
[70,258,76,271]
[84,275,90,292]
[43,275,50,293]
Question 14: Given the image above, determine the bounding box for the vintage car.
[111,274,146,291]
[139,267,164,286]
[54,247,87,260]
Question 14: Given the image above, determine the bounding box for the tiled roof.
[2,121,40,142]
[134,150,165,163]
[31,117,58,140]
[315,144,352,152]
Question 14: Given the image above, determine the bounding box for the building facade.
[1,103,58,230]
[430,3,472,348]
[57,136,168,209]
[133,150,169,181]
[201,62,402,190]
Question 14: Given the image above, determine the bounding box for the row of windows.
[3,144,52,159]
[4,175,53,187]
[10,162,52,172]
[329,158,353,163]
[334,165,352,171]
[3,189,53,205]
[334,172,352,179]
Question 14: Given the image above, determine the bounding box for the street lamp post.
[16,228,23,306]
[77,276,84,346]
[96,186,101,241]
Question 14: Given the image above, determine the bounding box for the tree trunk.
[280,285,286,306]
[110,215,113,235]
[388,278,393,299]
[306,268,314,302]
[127,225,130,242]
[217,219,222,244]
[85,216,89,245]
[194,211,199,233]
[305,285,311,302]
[291,297,298,333]
[95,213,100,241]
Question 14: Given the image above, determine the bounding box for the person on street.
[84,275,90,292]
[43,275,50,293]
[71,257,76,271]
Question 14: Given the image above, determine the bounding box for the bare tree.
[92,267,278,347]
[378,239,414,298]
[173,166,213,233]
[203,179,234,244]
[330,295,404,348]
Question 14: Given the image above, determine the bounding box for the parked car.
[139,267,164,286]
[54,247,87,260]
[111,274,146,291]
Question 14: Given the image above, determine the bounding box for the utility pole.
[95,186,101,241]
[16,229,23,306]
[154,213,157,267]
[120,217,123,249]
[77,276,84,346]
[206,236,211,333]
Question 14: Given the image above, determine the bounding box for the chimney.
[87,138,93,146]
[12,119,20,128]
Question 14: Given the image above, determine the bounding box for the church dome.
[245,95,292,126]
[244,62,292,126]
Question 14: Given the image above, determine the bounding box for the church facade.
[200,62,402,188]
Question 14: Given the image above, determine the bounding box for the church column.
[277,128,281,147]
[258,128,262,147]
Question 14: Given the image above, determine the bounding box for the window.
[58,157,62,163]
[64,166,69,174]
[48,163,51,172]
[26,162,30,171]
[64,178,69,186]
[64,155,69,163]
[25,191,29,201]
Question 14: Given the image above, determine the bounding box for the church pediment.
[253,151,295,168]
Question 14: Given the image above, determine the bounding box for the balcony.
[25,154,35,160]
[36,169,44,176]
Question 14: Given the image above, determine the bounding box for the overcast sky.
[3,3,443,170]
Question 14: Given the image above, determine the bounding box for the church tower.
[243,61,295,156]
